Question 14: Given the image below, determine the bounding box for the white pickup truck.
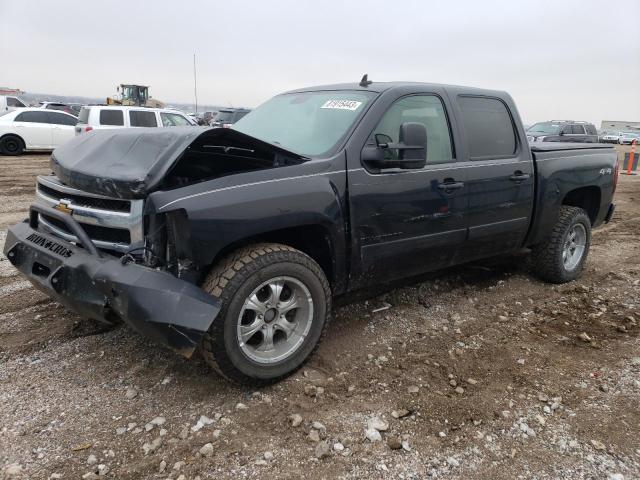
[0,95,28,112]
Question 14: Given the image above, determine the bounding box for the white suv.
[75,106,196,135]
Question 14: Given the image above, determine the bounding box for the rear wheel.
[0,135,24,156]
[201,243,331,385]
[530,206,591,283]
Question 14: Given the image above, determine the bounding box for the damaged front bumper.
[3,205,220,357]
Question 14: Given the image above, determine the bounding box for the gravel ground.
[0,148,638,480]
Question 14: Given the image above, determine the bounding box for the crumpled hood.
[51,126,304,199]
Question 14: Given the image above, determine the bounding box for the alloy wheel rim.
[562,223,586,270]
[236,276,313,364]
[5,140,18,152]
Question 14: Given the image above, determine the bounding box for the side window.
[7,97,26,107]
[571,125,585,135]
[129,110,158,127]
[585,125,597,135]
[371,95,453,165]
[14,111,49,123]
[458,96,517,159]
[47,112,77,126]
[99,110,124,126]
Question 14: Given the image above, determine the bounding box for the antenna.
[193,53,198,114]
[359,74,372,87]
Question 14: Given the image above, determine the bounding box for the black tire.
[530,206,591,284]
[0,135,25,156]
[200,243,331,386]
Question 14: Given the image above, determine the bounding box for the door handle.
[509,171,531,182]
[437,180,464,191]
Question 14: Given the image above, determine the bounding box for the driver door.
[348,93,467,287]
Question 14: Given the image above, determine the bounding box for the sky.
[1,0,639,126]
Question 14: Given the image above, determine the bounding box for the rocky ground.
[0,148,638,480]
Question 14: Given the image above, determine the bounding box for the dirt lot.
[0,148,638,480]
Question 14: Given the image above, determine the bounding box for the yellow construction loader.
[106,84,165,108]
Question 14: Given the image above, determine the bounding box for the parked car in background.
[0,95,28,112]
[75,106,197,134]
[600,131,623,144]
[210,108,251,128]
[618,132,640,145]
[202,111,218,124]
[39,102,82,117]
[0,108,78,155]
[527,120,598,143]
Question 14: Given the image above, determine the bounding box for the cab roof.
[284,81,507,97]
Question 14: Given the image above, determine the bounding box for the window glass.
[527,122,560,135]
[233,90,375,157]
[77,108,90,124]
[233,111,249,122]
[458,96,517,158]
[129,110,158,127]
[571,125,585,135]
[585,124,597,135]
[47,112,77,126]
[213,110,234,123]
[7,97,25,107]
[15,111,49,123]
[99,109,124,126]
[371,95,453,164]
[160,112,191,126]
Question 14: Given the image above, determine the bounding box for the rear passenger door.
[13,111,53,148]
[453,95,534,262]
[570,124,587,142]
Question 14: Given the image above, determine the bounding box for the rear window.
[129,110,157,127]
[458,96,517,159]
[100,110,124,126]
[77,108,90,124]
[15,111,49,123]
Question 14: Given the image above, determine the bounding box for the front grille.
[38,183,130,212]
[34,175,144,253]
[41,214,131,244]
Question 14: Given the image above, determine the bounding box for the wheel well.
[0,133,25,145]
[562,186,601,224]
[210,225,335,287]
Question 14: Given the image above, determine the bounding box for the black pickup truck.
[3,80,618,385]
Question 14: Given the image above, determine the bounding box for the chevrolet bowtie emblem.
[53,199,73,215]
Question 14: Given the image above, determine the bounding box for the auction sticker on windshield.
[321,100,363,111]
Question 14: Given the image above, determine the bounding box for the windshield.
[233,90,376,156]
[527,122,561,135]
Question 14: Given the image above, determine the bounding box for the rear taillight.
[84,126,93,132]
[613,160,620,195]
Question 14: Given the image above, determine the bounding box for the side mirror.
[362,122,427,170]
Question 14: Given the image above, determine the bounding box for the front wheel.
[530,206,591,283]
[200,243,331,385]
